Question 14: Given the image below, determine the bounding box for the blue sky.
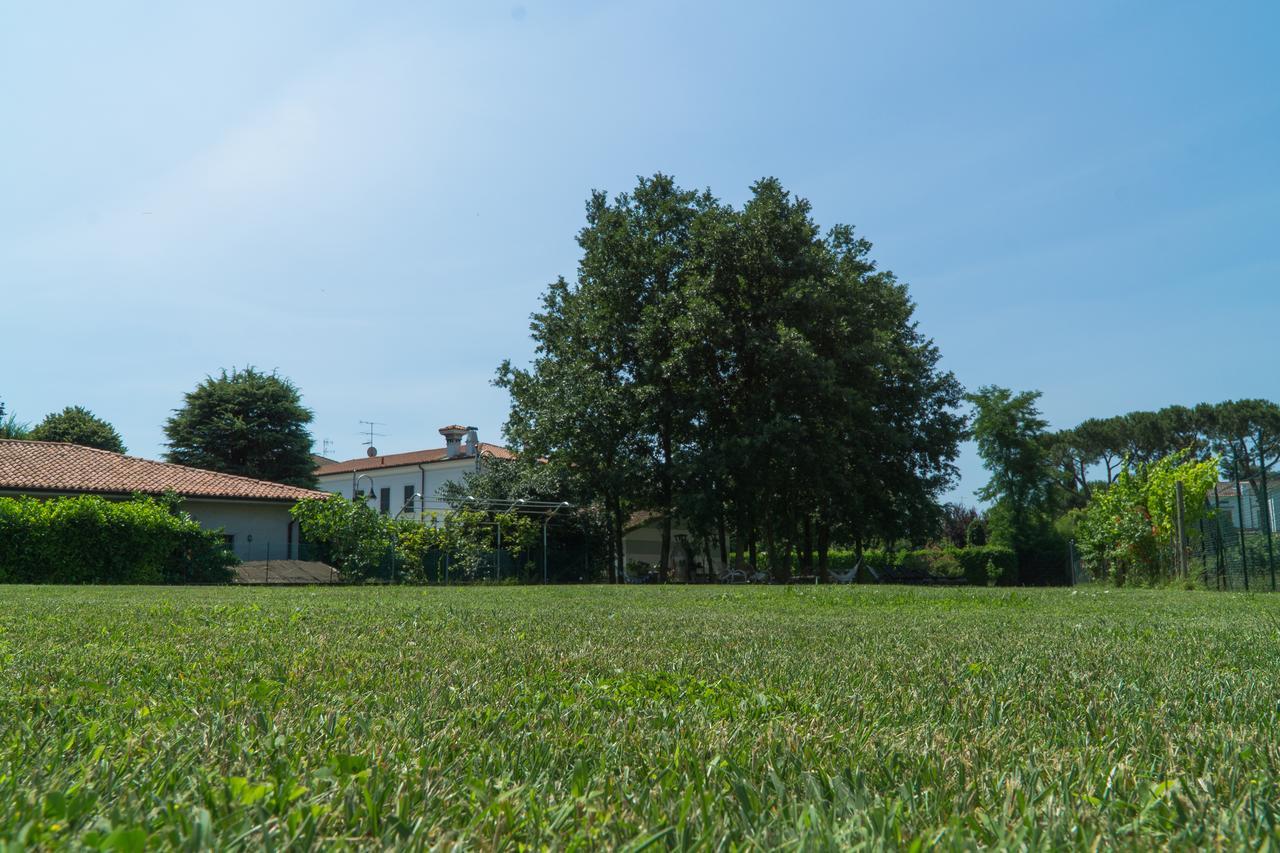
[2,1,1277,503]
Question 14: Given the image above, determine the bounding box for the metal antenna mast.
[357,421,387,457]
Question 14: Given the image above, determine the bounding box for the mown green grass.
[2,585,1280,849]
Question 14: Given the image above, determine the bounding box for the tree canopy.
[967,386,1063,574]
[0,397,29,440]
[164,367,317,488]
[499,174,966,580]
[29,406,126,453]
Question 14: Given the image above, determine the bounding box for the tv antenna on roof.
[358,420,386,457]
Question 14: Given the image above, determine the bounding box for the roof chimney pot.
[439,424,468,458]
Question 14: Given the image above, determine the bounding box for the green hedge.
[732,546,1017,585]
[844,546,1016,585]
[0,495,237,584]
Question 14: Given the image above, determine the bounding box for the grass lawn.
[2,585,1279,849]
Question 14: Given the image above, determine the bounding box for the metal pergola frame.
[382,494,576,584]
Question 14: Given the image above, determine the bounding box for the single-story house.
[623,511,728,580]
[1212,481,1279,532]
[314,425,515,517]
[0,439,327,561]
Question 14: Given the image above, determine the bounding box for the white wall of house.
[315,457,481,519]
[1216,490,1279,532]
[184,500,296,561]
[623,522,726,579]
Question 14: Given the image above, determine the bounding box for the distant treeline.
[1047,399,1280,502]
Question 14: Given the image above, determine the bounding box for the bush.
[291,496,394,580]
[847,545,1017,585]
[292,498,542,583]
[946,545,1018,586]
[0,495,236,584]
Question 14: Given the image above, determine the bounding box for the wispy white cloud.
[11,28,457,272]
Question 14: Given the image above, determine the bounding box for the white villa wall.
[184,500,296,561]
[1216,489,1278,532]
[315,458,481,519]
[623,523,726,579]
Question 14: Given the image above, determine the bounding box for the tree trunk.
[604,512,616,584]
[800,516,814,573]
[764,521,776,580]
[717,509,729,572]
[658,425,674,582]
[736,505,749,570]
[612,499,625,584]
[659,515,672,583]
[817,521,831,582]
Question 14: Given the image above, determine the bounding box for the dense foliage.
[0,494,236,583]
[164,367,318,488]
[291,496,541,582]
[0,397,29,439]
[858,545,1017,585]
[1049,399,1280,503]
[967,386,1065,579]
[499,175,965,581]
[1075,451,1219,585]
[29,405,127,453]
[4,585,1280,847]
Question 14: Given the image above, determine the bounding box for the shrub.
[291,496,394,579]
[292,498,542,583]
[0,495,236,584]
[946,545,1018,586]
[846,545,1016,585]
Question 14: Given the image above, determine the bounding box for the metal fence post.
[1259,444,1276,591]
[1174,481,1187,579]
[1234,456,1250,591]
[1213,485,1227,589]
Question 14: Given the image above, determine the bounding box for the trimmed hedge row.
[0,495,237,584]
[737,545,1018,585]
[858,545,1018,585]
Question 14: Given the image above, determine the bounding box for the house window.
[404,485,416,515]
[380,487,391,515]
[222,534,235,552]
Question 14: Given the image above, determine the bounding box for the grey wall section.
[184,500,295,561]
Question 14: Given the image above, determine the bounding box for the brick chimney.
[439,424,468,458]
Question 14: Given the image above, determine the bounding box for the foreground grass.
[2,586,1279,849]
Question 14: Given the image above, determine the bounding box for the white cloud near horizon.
[8,28,459,277]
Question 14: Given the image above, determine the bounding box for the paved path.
[233,560,340,584]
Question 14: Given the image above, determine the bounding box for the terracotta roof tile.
[0,440,328,502]
[315,443,515,476]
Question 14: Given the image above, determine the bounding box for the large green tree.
[501,175,966,580]
[164,367,317,488]
[0,398,30,439]
[498,176,704,580]
[29,406,126,453]
[968,386,1063,576]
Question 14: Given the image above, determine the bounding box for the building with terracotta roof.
[313,425,731,580]
[1211,480,1277,532]
[0,439,328,560]
[314,424,515,517]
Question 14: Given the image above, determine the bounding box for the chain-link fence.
[269,538,599,585]
[1192,488,1280,591]
[1066,473,1280,591]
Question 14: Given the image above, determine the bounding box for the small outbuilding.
[0,439,327,561]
